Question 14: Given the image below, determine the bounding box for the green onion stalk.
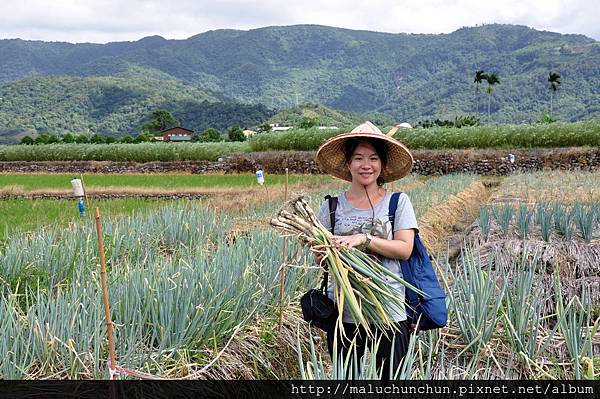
[270,196,424,337]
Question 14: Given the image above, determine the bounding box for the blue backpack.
[389,192,448,331]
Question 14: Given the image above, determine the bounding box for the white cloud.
[0,0,597,43]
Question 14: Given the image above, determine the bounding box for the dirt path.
[425,177,503,262]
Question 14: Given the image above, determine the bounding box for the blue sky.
[0,0,597,43]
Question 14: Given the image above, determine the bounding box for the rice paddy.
[0,171,598,380]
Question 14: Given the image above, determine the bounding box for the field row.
[0,174,332,239]
[1,121,599,161]
[250,121,600,152]
[0,173,328,191]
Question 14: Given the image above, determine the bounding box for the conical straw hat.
[315,121,414,183]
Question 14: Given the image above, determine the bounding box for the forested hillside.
[0,24,599,142]
[0,76,273,143]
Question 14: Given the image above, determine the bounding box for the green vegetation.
[1,172,595,379]
[0,198,174,240]
[21,131,155,145]
[227,126,246,142]
[248,127,342,152]
[0,203,313,378]
[0,173,327,191]
[548,71,562,119]
[0,142,250,162]
[416,115,480,128]
[484,72,500,120]
[140,109,180,134]
[395,120,600,149]
[0,76,274,143]
[249,120,600,152]
[267,104,391,128]
[1,24,599,145]
[198,128,223,142]
[479,171,600,247]
[3,120,599,161]
[0,173,330,238]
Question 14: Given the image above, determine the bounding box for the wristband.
[364,233,373,250]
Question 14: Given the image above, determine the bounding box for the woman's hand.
[333,234,367,250]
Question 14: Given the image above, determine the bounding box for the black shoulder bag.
[300,195,339,332]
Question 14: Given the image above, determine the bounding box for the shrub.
[228,126,246,142]
[75,134,89,144]
[90,134,104,144]
[20,136,34,145]
[62,133,75,143]
[199,128,222,142]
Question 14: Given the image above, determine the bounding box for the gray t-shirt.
[317,191,419,323]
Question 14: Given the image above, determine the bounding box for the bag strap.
[321,195,338,292]
[324,194,338,232]
[388,192,401,231]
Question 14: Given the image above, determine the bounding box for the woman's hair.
[343,137,388,187]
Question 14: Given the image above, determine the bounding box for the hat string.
[364,185,375,231]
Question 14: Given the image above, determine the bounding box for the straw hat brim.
[316,132,414,183]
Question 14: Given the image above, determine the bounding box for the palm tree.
[474,70,487,114]
[548,71,561,118]
[485,73,500,121]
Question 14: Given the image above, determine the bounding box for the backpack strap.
[321,195,338,292]
[388,192,401,232]
[324,194,338,233]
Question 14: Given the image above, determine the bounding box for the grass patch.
[0,198,180,239]
[0,173,329,191]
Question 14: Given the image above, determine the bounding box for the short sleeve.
[317,200,332,232]
[393,193,419,232]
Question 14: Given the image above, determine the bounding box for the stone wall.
[1,147,599,175]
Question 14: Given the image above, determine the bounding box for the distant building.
[243,129,257,138]
[317,126,339,130]
[270,123,294,132]
[162,127,194,142]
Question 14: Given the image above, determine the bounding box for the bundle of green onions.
[270,196,424,336]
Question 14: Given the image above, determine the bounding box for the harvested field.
[1,171,598,380]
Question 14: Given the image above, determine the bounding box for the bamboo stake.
[278,168,289,332]
[94,207,117,380]
[81,173,91,218]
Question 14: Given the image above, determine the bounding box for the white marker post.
[256,168,269,201]
[71,177,87,217]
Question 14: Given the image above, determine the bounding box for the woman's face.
[347,141,382,186]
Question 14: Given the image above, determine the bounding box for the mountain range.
[0,23,599,143]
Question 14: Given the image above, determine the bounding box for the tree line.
[473,70,561,121]
[19,109,253,145]
[19,127,250,145]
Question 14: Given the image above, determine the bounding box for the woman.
[315,121,418,379]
